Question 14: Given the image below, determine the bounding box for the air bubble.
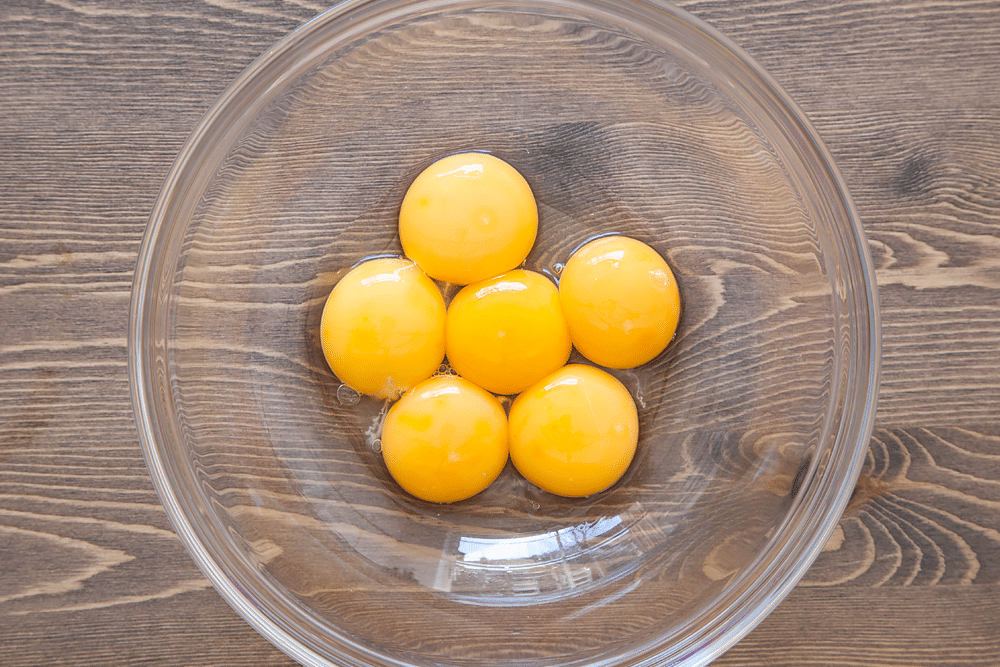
[634,389,647,410]
[372,439,382,454]
[437,362,457,376]
[552,263,564,274]
[336,384,360,405]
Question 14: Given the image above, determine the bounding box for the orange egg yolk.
[381,375,509,503]
[320,257,445,399]
[508,364,639,497]
[398,152,538,285]
[559,235,680,369]
[445,270,571,395]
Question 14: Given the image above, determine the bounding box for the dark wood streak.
[2,0,1000,666]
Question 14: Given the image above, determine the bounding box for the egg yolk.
[320,257,445,399]
[398,152,538,285]
[381,375,509,503]
[508,364,638,497]
[559,235,681,369]
[445,270,572,395]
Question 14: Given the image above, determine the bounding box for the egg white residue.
[364,400,391,453]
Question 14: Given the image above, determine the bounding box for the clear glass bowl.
[129,1,880,665]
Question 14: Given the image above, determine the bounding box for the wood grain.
[2,0,1000,666]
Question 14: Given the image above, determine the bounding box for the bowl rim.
[129,0,881,665]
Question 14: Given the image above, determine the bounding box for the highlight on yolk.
[320,257,445,399]
[445,270,572,395]
[398,152,538,285]
[559,235,681,369]
[508,364,639,497]
[381,375,510,503]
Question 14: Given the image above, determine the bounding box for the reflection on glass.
[431,503,665,605]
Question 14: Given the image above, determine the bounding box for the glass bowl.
[129,0,880,665]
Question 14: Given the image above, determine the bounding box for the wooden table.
[3,0,998,664]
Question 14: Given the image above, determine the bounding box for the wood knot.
[845,474,890,514]
[893,151,939,199]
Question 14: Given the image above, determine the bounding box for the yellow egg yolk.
[381,375,509,503]
[508,364,638,497]
[445,270,572,395]
[320,257,445,399]
[559,235,680,369]
[398,152,538,285]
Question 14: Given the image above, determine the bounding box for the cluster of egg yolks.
[381,375,509,503]
[319,257,445,400]
[559,235,681,369]
[509,365,639,497]
[398,152,538,285]
[320,153,682,502]
[445,270,571,395]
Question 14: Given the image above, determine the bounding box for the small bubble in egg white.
[336,384,360,405]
